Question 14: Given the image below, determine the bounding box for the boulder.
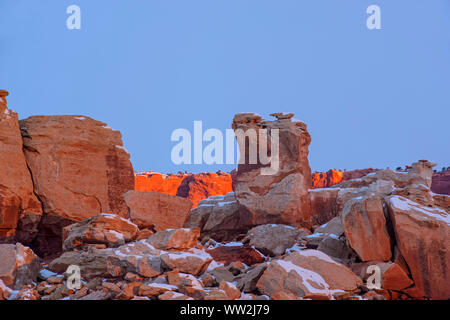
[124,191,193,230]
[310,180,394,226]
[207,244,265,266]
[138,283,177,298]
[342,196,392,262]
[62,213,139,251]
[20,115,134,256]
[257,249,361,300]
[306,217,347,257]
[387,195,450,299]
[232,113,312,228]
[107,240,163,278]
[352,261,413,291]
[160,248,213,275]
[49,249,110,280]
[235,263,268,293]
[184,193,244,242]
[219,280,241,300]
[0,91,42,243]
[244,224,303,257]
[314,216,345,236]
[158,291,193,300]
[0,243,40,289]
[147,228,199,250]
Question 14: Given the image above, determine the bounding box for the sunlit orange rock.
[134,171,233,208]
[312,170,344,189]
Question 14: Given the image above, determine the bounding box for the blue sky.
[1,0,449,173]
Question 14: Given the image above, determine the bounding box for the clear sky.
[1,0,449,173]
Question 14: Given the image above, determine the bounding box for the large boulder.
[62,213,139,251]
[0,243,40,289]
[160,249,213,275]
[0,90,42,242]
[147,228,199,250]
[243,224,304,257]
[184,193,244,242]
[124,191,193,231]
[342,196,392,262]
[20,115,134,256]
[256,249,361,299]
[387,195,450,299]
[107,241,164,278]
[232,113,312,229]
[49,249,110,281]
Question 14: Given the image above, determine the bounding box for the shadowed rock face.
[232,113,312,229]
[0,91,43,243]
[19,115,134,256]
[431,170,450,195]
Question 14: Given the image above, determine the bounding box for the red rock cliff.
[134,171,233,208]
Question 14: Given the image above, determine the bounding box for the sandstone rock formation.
[135,171,233,208]
[232,113,312,229]
[20,115,135,256]
[0,91,42,243]
[62,213,139,251]
[124,191,193,231]
[431,169,450,195]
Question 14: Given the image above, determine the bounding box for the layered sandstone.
[20,116,135,256]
